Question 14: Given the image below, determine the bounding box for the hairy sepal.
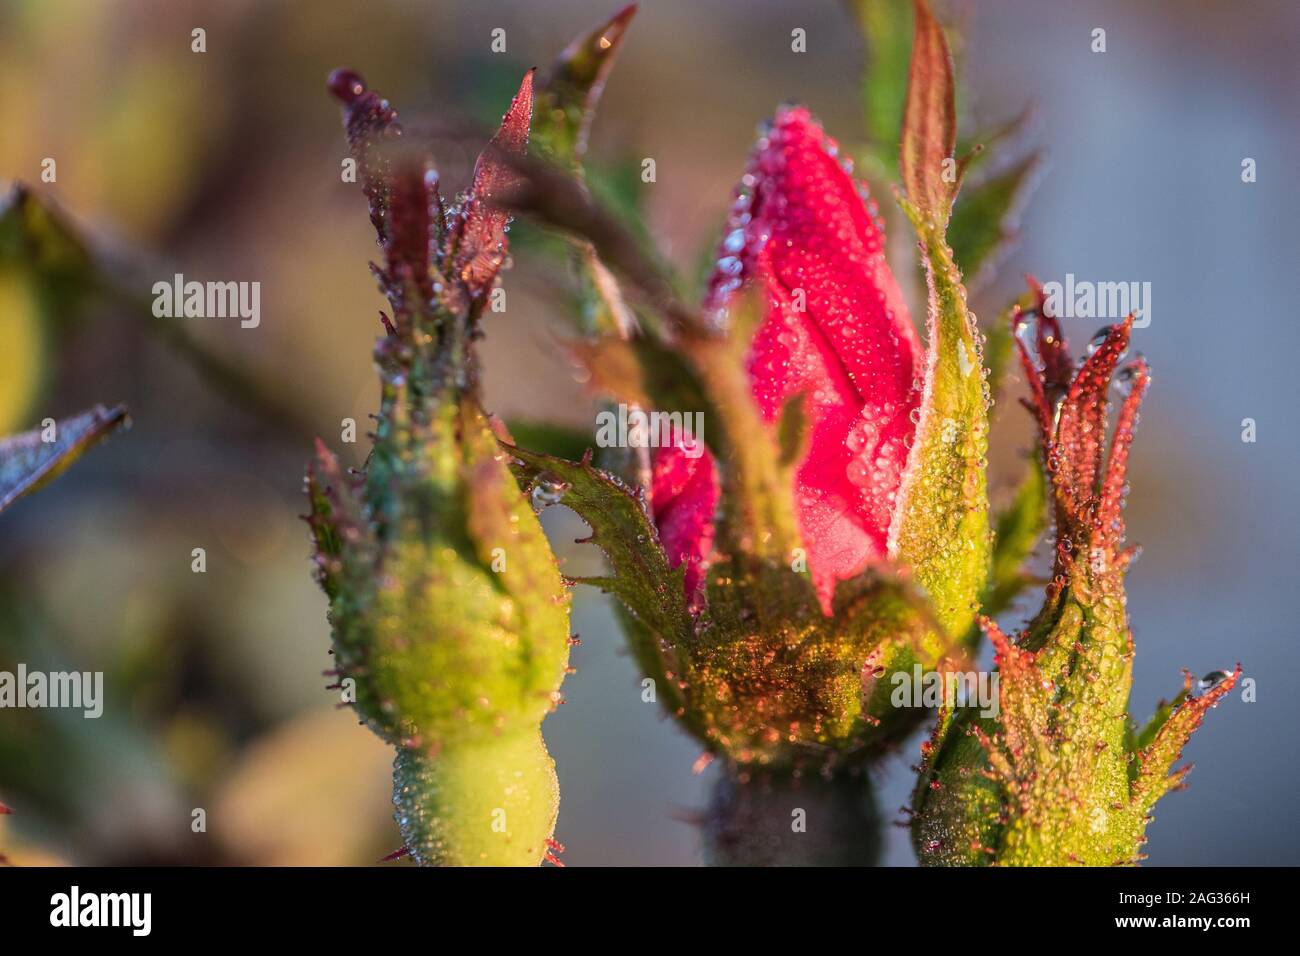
[889,196,991,645]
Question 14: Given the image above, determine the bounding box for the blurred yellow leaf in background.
[213,707,397,866]
[0,270,44,434]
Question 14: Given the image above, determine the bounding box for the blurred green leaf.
[775,393,808,470]
[953,103,1034,179]
[948,152,1041,287]
[0,184,100,431]
[983,310,1014,405]
[2,184,321,441]
[0,269,46,434]
[851,0,913,181]
[0,184,93,281]
[984,457,1047,617]
[499,150,700,336]
[504,420,592,462]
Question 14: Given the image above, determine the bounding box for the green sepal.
[683,563,960,769]
[910,706,1004,866]
[504,444,695,651]
[1128,667,1240,815]
[889,195,991,645]
[916,594,1239,865]
[948,153,1040,287]
[532,4,636,171]
[687,291,801,562]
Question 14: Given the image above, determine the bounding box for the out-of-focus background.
[1,0,1296,865]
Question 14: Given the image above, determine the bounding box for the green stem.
[392,729,560,867]
[702,768,882,867]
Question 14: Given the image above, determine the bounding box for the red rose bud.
[514,102,982,771]
[700,97,990,645]
[708,106,922,613]
[649,432,719,612]
[511,0,985,774]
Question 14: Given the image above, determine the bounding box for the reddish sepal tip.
[328,68,367,104]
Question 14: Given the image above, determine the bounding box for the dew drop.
[531,474,569,510]
[845,457,872,489]
[1087,326,1115,356]
[1113,356,1146,396]
[1198,670,1230,692]
[328,68,367,104]
[1095,327,1133,366]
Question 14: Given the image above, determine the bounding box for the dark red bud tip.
[0,801,12,814]
[328,68,367,104]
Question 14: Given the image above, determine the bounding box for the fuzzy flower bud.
[511,96,988,774]
[510,2,991,777]
[911,288,1239,866]
[307,69,571,866]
